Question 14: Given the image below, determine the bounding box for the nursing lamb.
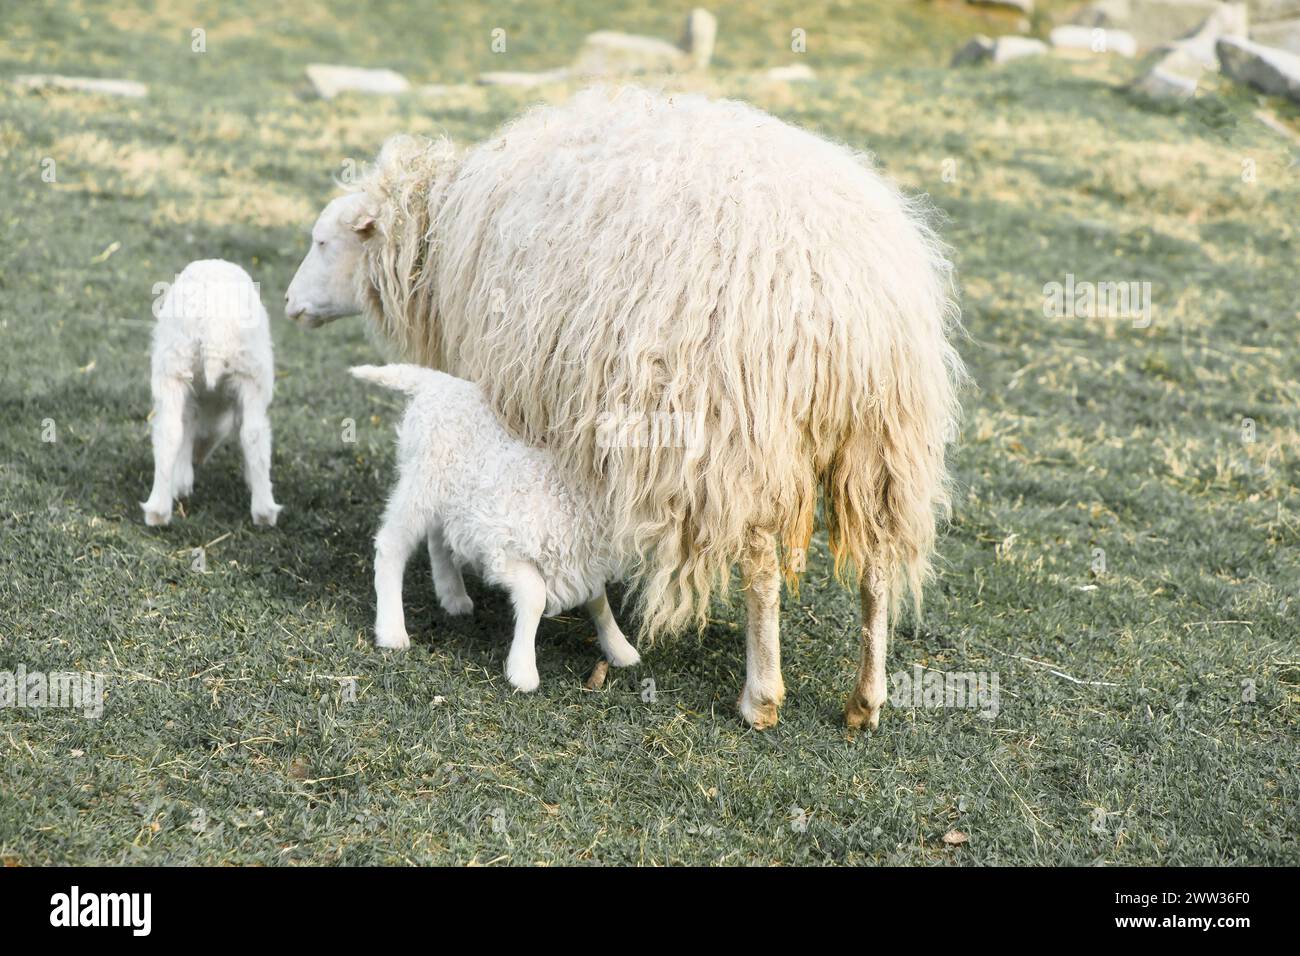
[350,363,640,691]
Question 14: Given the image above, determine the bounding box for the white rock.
[1217,34,1300,101]
[306,64,409,99]
[1253,17,1300,55]
[952,34,1049,65]
[681,8,718,69]
[764,64,817,82]
[1066,0,1133,28]
[571,31,691,75]
[476,69,570,87]
[15,74,147,97]
[969,0,1035,14]
[1131,62,1202,96]
[1125,0,1225,48]
[1051,24,1139,55]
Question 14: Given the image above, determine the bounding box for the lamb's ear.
[352,213,376,239]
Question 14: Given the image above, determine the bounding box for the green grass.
[1,0,1297,865]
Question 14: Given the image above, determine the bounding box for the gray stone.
[1252,17,1300,52]
[1217,34,1300,99]
[306,64,409,99]
[1131,61,1204,96]
[15,74,147,97]
[1050,24,1140,55]
[1065,0,1134,28]
[681,8,718,69]
[1126,0,1224,48]
[952,34,1049,65]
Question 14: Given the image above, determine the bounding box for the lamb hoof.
[440,594,474,616]
[251,503,282,527]
[603,637,641,668]
[738,686,781,730]
[142,504,172,527]
[844,692,884,731]
[505,662,540,693]
[375,629,410,651]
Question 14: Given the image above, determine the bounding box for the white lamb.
[142,259,281,527]
[350,363,640,692]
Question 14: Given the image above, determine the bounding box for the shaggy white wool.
[343,87,965,638]
[142,259,281,527]
[351,363,640,691]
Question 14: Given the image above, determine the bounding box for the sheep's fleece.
[344,86,965,641]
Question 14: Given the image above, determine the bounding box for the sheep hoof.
[738,687,781,730]
[603,639,640,668]
[505,663,540,693]
[440,594,474,616]
[375,629,410,651]
[844,693,883,731]
[251,503,282,527]
[141,504,172,527]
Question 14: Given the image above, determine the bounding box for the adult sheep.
[286,86,964,731]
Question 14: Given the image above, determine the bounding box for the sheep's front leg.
[845,565,888,731]
[737,531,784,730]
[501,559,546,692]
[234,379,281,527]
[428,526,473,616]
[586,589,639,667]
[373,512,422,650]
[141,379,188,526]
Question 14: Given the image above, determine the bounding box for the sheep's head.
[285,192,375,328]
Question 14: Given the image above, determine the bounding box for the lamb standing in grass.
[351,363,640,691]
[142,259,281,527]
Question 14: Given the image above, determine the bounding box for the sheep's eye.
[315,239,326,248]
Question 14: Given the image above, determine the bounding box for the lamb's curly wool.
[352,87,964,639]
[142,259,280,528]
[351,363,639,692]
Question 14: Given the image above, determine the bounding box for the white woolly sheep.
[350,363,640,691]
[286,87,964,730]
[142,259,281,527]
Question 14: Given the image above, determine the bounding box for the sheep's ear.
[352,214,376,238]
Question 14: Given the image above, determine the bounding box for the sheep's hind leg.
[586,589,639,667]
[845,565,888,731]
[373,512,422,651]
[141,379,188,526]
[171,399,197,499]
[738,531,784,730]
[234,379,281,527]
[428,526,473,616]
[501,559,546,692]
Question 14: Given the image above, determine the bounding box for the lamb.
[286,87,964,730]
[142,259,281,527]
[350,363,640,691]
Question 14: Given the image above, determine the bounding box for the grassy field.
[1,0,1297,865]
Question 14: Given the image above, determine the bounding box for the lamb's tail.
[349,364,437,395]
[201,349,226,391]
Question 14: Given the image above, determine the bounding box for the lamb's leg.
[141,379,188,526]
[172,399,197,499]
[373,511,422,651]
[234,379,281,527]
[428,526,473,616]
[737,531,784,730]
[845,565,889,731]
[501,559,546,692]
[586,589,639,667]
